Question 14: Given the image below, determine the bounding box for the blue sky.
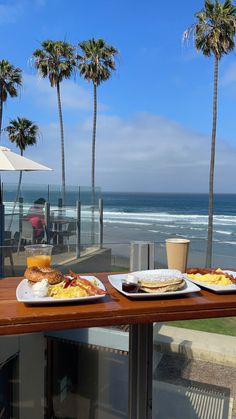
[1,0,236,192]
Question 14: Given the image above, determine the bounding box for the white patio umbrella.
[0,146,52,228]
[0,147,52,275]
[0,146,52,172]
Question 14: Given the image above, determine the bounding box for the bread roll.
[24,266,64,285]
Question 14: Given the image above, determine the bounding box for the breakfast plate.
[186,270,236,293]
[108,272,201,299]
[16,276,106,304]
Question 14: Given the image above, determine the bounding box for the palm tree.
[0,60,22,139]
[32,40,76,204]
[78,38,118,189]
[184,0,236,267]
[6,117,39,228]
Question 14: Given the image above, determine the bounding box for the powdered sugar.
[130,269,183,282]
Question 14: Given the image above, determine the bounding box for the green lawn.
[111,266,129,272]
[168,317,236,336]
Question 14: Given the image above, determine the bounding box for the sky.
[1,0,236,193]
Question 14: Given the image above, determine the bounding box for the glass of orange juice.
[25,244,53,268]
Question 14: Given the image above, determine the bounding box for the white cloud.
[221,61,236,87]
[6,112,235,193]
[23,73,94,111]
[0,2,24,23]
[0,0,45,24]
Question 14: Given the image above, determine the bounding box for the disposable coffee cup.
[165,238,190,273]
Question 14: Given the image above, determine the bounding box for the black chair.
[52,222,76,251]
[4,231,15,275]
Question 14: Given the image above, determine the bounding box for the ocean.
[3,188,236,267]
[101,192,236,268]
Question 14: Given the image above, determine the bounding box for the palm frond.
[0,60,22,102]
[32,40,77,87]
[5,117,39,152]
[184,0,236,59]
[78,38,118,86]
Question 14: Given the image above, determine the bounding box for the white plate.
[186,270,236,293]
[108,270,201,299]
[16,276,106,304]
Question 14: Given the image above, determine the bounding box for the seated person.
[26,198,46,242]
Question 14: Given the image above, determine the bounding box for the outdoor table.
[50,216,75,245]
[1,272,236,418]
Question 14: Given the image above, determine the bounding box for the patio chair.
[17,220,35,254]
[52,221,76,251]
[64,222,76,252]
[4,231,15,275]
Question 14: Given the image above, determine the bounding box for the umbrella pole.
[0,176,5,277]
[0,197,4,278]
[0,175,2,205]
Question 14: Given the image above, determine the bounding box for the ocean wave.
[103,211,236,225]
[215,230,232,235]
[148,230,170,235]
[218,241,236,246]
[104,220,152,226]
[103,211,209,220]
[189,226,205,231]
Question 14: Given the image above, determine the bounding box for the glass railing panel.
[153,320,236,418]
[0,329,129,419]
[153,238,236,270]
[78,186,102,205]
[1,203,103,277]
[2,184,102,245]
[3,239,236,278]
[109,243,130,272]
[1,320,236,418]
[2,182,49,204]
[3,184,236,273]
[46,331,128,418]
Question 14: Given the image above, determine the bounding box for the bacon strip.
[69,271,106,295]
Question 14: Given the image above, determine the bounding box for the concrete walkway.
[154,324,236,367]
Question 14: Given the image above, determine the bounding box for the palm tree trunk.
[56,82,66,205]
[206,57,218,268]
[91,83,97,245]
[0,94,3,142]
[92,82,97,189]
[8,150,23,230]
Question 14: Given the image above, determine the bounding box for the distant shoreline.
[2,182,236,196]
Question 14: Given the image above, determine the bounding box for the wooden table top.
[1,273,236,336]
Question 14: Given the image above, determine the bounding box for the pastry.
[135,269,186,293]
[24,266,64,285]
[138,277,185,293]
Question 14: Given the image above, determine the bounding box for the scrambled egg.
[48,282,88,298]
[48,278,99,299]
[187,273,232,286]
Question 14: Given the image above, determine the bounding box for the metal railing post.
[58,197,63,212]
[129,241,154,419]
[98,198,103,249]
[45,202,50,244]
[47,184,50,202]
[57,198,63,245]
[76,200,81,259]
[19,197,23,235]
[0,202,5,278]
